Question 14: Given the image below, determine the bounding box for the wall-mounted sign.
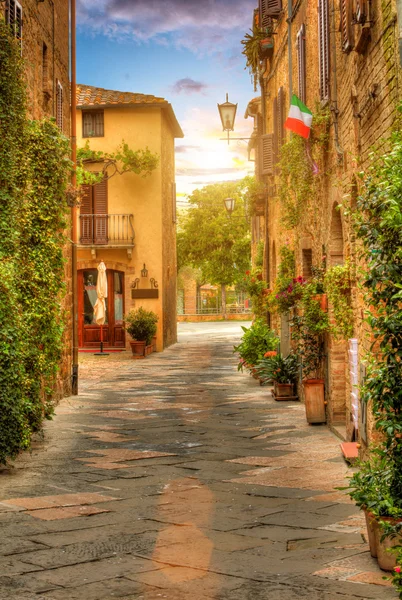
[131,271,159,299]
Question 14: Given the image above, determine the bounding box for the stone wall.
[1,2,72,398]
[252,0,402,444]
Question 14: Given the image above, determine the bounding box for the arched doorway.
[78,269,125,348]
[329,204,344,266]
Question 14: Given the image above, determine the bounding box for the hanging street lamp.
[217,94,238,144]
[217,93,254,145]
[224,197,235,216]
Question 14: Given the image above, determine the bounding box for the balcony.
[79,214,135,258]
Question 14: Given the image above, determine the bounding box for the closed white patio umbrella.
[94,260,109,356]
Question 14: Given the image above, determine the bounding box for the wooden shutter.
[277,87,285,148]
[15,1,22,42]
[260,0,282,25]
[318,0,330,102]
[6,1,22,43]
[273,97,278,162]
[355,0,368,24]
[56,81,63,130]
[340,0,354,52]
[80,185,93,244]
[260,134,274,176]
[93,179,108,244]
[297,24,306,104]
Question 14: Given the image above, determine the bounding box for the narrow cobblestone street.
[0,323,396,599]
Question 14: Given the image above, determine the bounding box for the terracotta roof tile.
[76,84,184,138]
[76,85,166,107]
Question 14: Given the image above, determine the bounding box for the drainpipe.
[70,0,78,394]
[330,0,344,159]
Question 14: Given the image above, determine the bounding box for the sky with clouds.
[76,0,257,205]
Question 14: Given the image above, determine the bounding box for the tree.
[177,180,251,316]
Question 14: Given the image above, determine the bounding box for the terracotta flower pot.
[130,340,146,357]
[303,379,326,423]
[274,382,294,398]
[377,517,402,571]
[364,510,379,558]
[312,294,328,311]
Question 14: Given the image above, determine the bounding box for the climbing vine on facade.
[0,22,70,463]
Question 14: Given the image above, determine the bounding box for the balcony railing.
[79,214,135,246]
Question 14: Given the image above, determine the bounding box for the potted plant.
[124,307,158,357]
[234,319,278,374]
[342,454,402,570]
[255,352,299,399]
[241,24,274,91]
[292,283,330,423]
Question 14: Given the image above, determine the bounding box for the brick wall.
[254,0,402,443]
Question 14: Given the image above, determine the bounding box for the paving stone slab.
[0,323,397,599]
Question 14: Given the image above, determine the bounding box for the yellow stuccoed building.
[76,85,183,353]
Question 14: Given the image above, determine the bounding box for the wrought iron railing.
[79,214,134,246]
[177,293,252,316]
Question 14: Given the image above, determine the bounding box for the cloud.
[171,78,208,96]
[77,0,256,54]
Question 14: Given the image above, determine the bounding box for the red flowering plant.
[243,269,267,297]
[273,276,307,313]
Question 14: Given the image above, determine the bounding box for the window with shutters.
[6,0,22,44]
[340,0,354,52]
[297,25,306,104]
[82,111,105,138]
[318,0,330,102]
[277,87,285,148]
[259,0,282,25]
[273,97,278,162]
[80,178,108,245]
[56,81,63,130]
[260,134,274,177]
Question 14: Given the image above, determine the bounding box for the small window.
[302,249,313,279]
[6,0,23,45]
[56,81,63,130]
[318,0,330,102]
[82,111,104,138]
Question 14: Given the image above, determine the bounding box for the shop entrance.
[78,269,125,348]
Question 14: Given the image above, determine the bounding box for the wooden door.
[78,269,125,348]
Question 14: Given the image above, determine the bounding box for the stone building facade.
[247,0,402,447]
[1,0,72,397]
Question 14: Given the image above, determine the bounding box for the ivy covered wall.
[0,22,71,463]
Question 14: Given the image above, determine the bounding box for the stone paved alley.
[0,323,396,599]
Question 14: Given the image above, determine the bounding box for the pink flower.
[394,566,401,573]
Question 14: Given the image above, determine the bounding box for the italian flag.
[284,94,313,139]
